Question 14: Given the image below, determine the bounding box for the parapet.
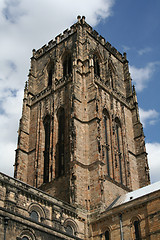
[32,16,125,62]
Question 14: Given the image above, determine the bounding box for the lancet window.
[43,115,51,183]
[115,118,123,184]
[105,230,110,240]
[47,62,54,87]
[103,109,111,176]
[93,55,100,77]
[48,69,53,86]
[63,54,72,77]
[134,220,141,240]
[57,108,65,177]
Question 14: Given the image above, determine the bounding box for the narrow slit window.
[43,115,51,183]
[58,108,65,177]
[115,118,123,184]
[134,220,141,240]
[105,230,110,240]
[104,115,110,176]
[48,69,52,86]
[93,55,100,77]
[63,55,72,77]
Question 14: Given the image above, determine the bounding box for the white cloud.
[138,47,152,56]
[129,62,160,92]
[146,142,160,183]
[139,108,159,127]
[122,45,130,52]
[0,0,115,177]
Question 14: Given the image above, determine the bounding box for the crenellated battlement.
[87,28,124,61]
[32,25,77,59]
[32,16,125,62]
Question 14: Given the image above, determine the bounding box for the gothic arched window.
[103,109,110,176]
[134,220,141,240]
[43,115,51,183]
[105,230,110,240]
[115,118,123,184]
[57,108,65,177]
[63,54,72,77]
[93,55,100,77]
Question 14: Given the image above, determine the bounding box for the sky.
[0,0,160,184]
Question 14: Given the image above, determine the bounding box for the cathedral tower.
[14,16,150,211]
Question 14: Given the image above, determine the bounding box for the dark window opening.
[43,115,51,183]
[63,55,72,77]
[58,108,65,177]
[104,115,110,176]
[110,70,114,88]
[108,64,114,89]
[105,230,110,240]
[65,225,73,235]
[94,55,100,77]
[116,119,123,184]
[134,220,141,240]
[30,210,39,222]
[48,69,52,86]
[22,237,29,240]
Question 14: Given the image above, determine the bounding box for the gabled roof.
[113,181,160,208]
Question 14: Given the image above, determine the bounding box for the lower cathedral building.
[0,16,160,240]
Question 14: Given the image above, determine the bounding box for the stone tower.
[14,16,150,211]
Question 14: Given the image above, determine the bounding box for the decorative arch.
[100,226,111,240]
[64,218,78,236]
[43,114,51,183]
[28,203,45,222]
[19,229,36,240]
[103,109,111,176]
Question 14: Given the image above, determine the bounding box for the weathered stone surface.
[0,16,157,240]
